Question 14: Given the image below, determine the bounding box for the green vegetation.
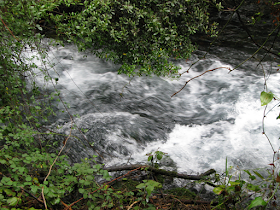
[47,0,220,77]
[1,0,280,209]
[0,1,220,208]
[212,157,279,209]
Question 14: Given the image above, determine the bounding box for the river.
[27,39,280,176]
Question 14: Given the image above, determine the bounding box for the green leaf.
[136,183,145,189]
[53,198,60,205]
[213,187,224,195]
[229,181,240,186]
[7,197,21,206]
[0,159,7,164]
[36,24,43,31]
[26,176,32,182]
[248,197,266,209]
[260,91,273,106]
[244,170,256,180]
[30,185,39,194]
[1,177,11,184]
[103,170,111,180]
[246,183,260,192]
[253,170,264,180]
[79,188,85,194]
[145,185,154,200]
[156,151,163,160]
[244,169,252,176]
[147,180,161,188]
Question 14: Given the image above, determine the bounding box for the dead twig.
[127,201,139,210]
[41,186,47,210]
[41,119,73,209]
[60,200,73,210]
[171,67,232,97]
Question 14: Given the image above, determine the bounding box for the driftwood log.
[104,164,216,181]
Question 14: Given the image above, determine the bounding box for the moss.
[112,179,140,192]
[165,187,197,200]
[154,174,165,183]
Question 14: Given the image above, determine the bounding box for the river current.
[29,41,280,175]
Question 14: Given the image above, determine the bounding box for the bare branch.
[172,67,232,97]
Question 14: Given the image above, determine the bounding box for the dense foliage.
[1,0,280,209]
[44,0,220,77]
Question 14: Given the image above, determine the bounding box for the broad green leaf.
[147,180,161,188]
[156,153,163,160]
[7,197,21,206]
[30,185,39,194]
[1,177,11,184]
[248,197,266,209]
[103,170,111,180]
[229,181,240,186]
[78,188,85,194]
[53,198,60,205]
[146,185,154,197]
[25,176,32,182]
[213,187,224,195]
[136,183,145,189]
[0,159,6,164]
[260,91,273,106]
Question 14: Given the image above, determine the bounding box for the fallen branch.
[65,165,216,209]
[164,198,218,205]
[104,164,216,181]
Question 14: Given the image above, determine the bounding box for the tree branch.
[236,10,280,58]
[0,17,20,41]
[171,67,232,97]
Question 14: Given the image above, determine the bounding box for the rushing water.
[30,42,280,175]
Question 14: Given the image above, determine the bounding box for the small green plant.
[136,180,162,203]
[212,89,280,209]
[213,157,279,209]
[146,150,167,168]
